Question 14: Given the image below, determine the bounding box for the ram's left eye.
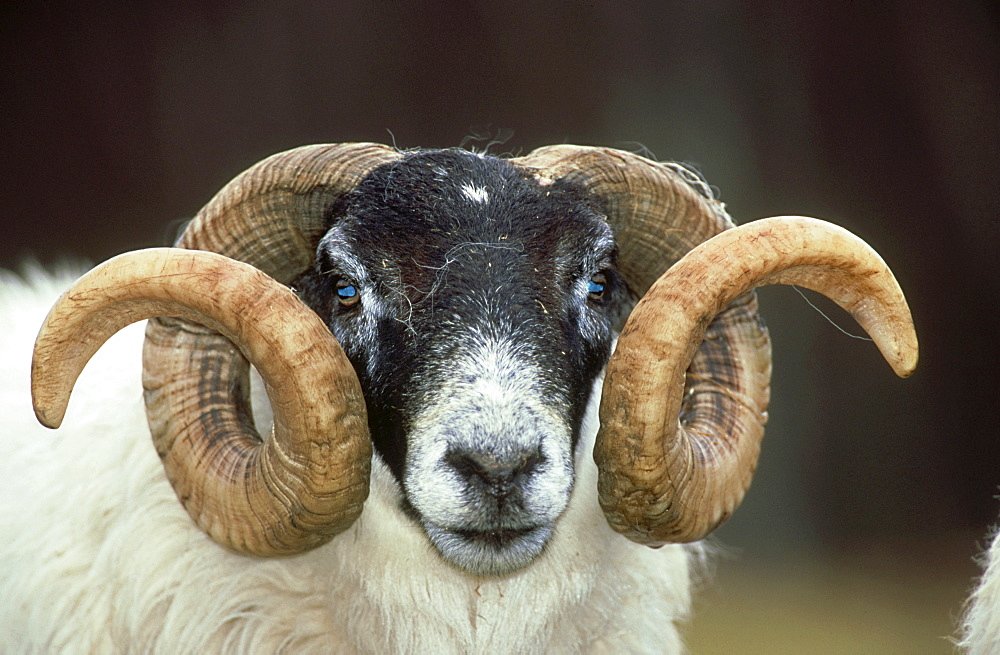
[336,279,360,307]
[587,273,607,301]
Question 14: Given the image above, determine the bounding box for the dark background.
[3,1,997,647]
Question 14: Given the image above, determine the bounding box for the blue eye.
[587,273,607,300]
[335,280,360,307]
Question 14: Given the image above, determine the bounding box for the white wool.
[0,267,695,653]
[961,524,1000,653]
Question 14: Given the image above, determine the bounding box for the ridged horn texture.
[598,216,917,546]
[513,145,732,297]
[512,146,916,547]
[33,142,917,558]
[32,248,371,554]
[139,143,400,555]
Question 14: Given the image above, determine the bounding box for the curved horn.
[512,146,916,547]
[107,143,400,555]
[596,216,918,545]
[141,143,400,554]
[33,249,371,555]
[171,143,400,276]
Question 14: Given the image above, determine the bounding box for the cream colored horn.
[595,216,917,546]
[33,248,371,555]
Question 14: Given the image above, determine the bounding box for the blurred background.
[3,1,997,651]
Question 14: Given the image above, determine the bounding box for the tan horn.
[595,216,918,546]
[130,144,404,555]
[512,145,734,299]
[512,147,916,547]
[33,248,371,555]
[139,143,401,554]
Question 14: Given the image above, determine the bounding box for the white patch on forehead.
[460,182,490,205]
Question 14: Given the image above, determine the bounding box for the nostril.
[445,447,545,498]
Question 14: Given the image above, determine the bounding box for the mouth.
[423,523,553,576]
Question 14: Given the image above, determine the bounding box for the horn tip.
[891,346,919,379]
[31,355,68,429]
[884,329,919,378]
[32,399,64,429]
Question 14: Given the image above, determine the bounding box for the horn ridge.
[513,145,735,297]
[32,248,371,556]
[512,144,915,547]
[125,143,400,554]
[176,142,401,280]
[595,216,917,546]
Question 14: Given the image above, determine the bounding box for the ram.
[0,144,917,652]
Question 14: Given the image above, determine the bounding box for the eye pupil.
[336,280,360,306]
[588,273,607,300]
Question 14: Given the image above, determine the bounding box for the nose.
[445,447,544,499]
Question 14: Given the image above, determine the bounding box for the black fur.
[295,149,626,483]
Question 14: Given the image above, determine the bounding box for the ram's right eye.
[335,279,360,307]
[587,272,607,301]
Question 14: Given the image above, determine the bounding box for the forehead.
[338,149,611,260]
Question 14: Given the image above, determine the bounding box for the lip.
[452,526,540,548]
[424,523,554,576]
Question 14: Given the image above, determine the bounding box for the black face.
[294,149,627,575]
